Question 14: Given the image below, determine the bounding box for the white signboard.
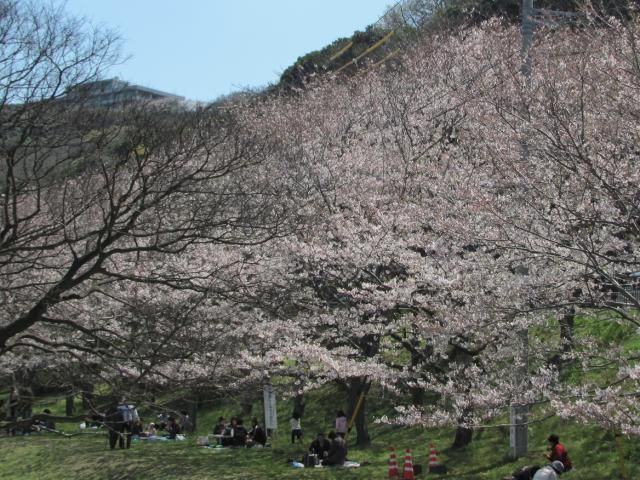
[263,384,277,430]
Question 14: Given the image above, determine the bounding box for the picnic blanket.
[292,461,361,469]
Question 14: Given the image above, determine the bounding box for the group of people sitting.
[305,431,348,467]
[104,400,193,449]
[153,411,193,438]
[506,434,573,480]
[212,416,267,447]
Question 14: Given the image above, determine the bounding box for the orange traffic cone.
[428,441,440,470]
[402,448,415,480]
[388,447,399,478]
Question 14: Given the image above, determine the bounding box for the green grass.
[2,313,639,479]
[1,391,638,480]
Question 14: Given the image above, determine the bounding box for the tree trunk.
[189,396,198,433]
[410,337,427,405]
[65,394,74,416]
[559,307,575,354]
[452,424,473,449]
[293,392,305,418]
[241,388,253,417]
[347,377,371,447]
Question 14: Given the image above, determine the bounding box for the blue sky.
[63,0,393,102]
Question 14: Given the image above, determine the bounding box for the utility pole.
[510,336,529,458]
[511,0,579,459]
[522,0,534,81]
[510,0,534,460]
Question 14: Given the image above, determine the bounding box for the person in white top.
[289,411,303,444]
[532,461,565,480]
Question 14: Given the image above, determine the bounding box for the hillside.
[272,0,632,92]
[3,2,640,479]
[1,382,638,479]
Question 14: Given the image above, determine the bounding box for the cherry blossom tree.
[242,15,640,439]
[0,1,304,413]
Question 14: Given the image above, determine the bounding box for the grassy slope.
[1,388,638,480]
[1,316,638,479]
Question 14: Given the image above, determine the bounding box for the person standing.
[116,398,139,448]
[545,434,572,472]
[289,411,303,444]
[335,410,348,438]
[106,402,129,449]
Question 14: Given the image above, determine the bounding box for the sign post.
[263,384,277,435]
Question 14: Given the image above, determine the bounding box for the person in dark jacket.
[36,409,56,431]
[105,405,129,449]
[247,417,267,447]
[232,417,248,447]
[323,431,347,466]
[166,416,180,439]
[213,416,226,435]
[131,418,144,437]
[503,465,541,480]
[308,432,331,458]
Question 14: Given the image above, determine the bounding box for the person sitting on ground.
[146,422,157,437]
[323,431,347,467]
[532,460,564,480]
[156,412,168,430]
[309,432,331,459]
[544,434,572,472]
[221,416,238,446]
[247,417,267,447]
[41,408,56,431]
[86,413,104,428]
[213,416,226,435]
[503,465,541,480]
[32,408,55,432]
[232,417,248,447]
[131,418,144,437]
[166,416,180,439]
[179,410,193,433]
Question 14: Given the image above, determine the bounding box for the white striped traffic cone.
[388,447,399,478]
[428,441,440,469]
[402,448,415,480]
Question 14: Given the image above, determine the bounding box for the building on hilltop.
[65,78,184,106]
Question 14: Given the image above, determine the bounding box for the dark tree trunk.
[241,388,253,417]
[550,307,576,371]
[293,392,305,418]
[452,424,473,448]
[347,377,371,447]
[189,396,198,432]
[65,395,74,416]
[410,337,428,405]
[18,386,33,420]
[559,307,575,354]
